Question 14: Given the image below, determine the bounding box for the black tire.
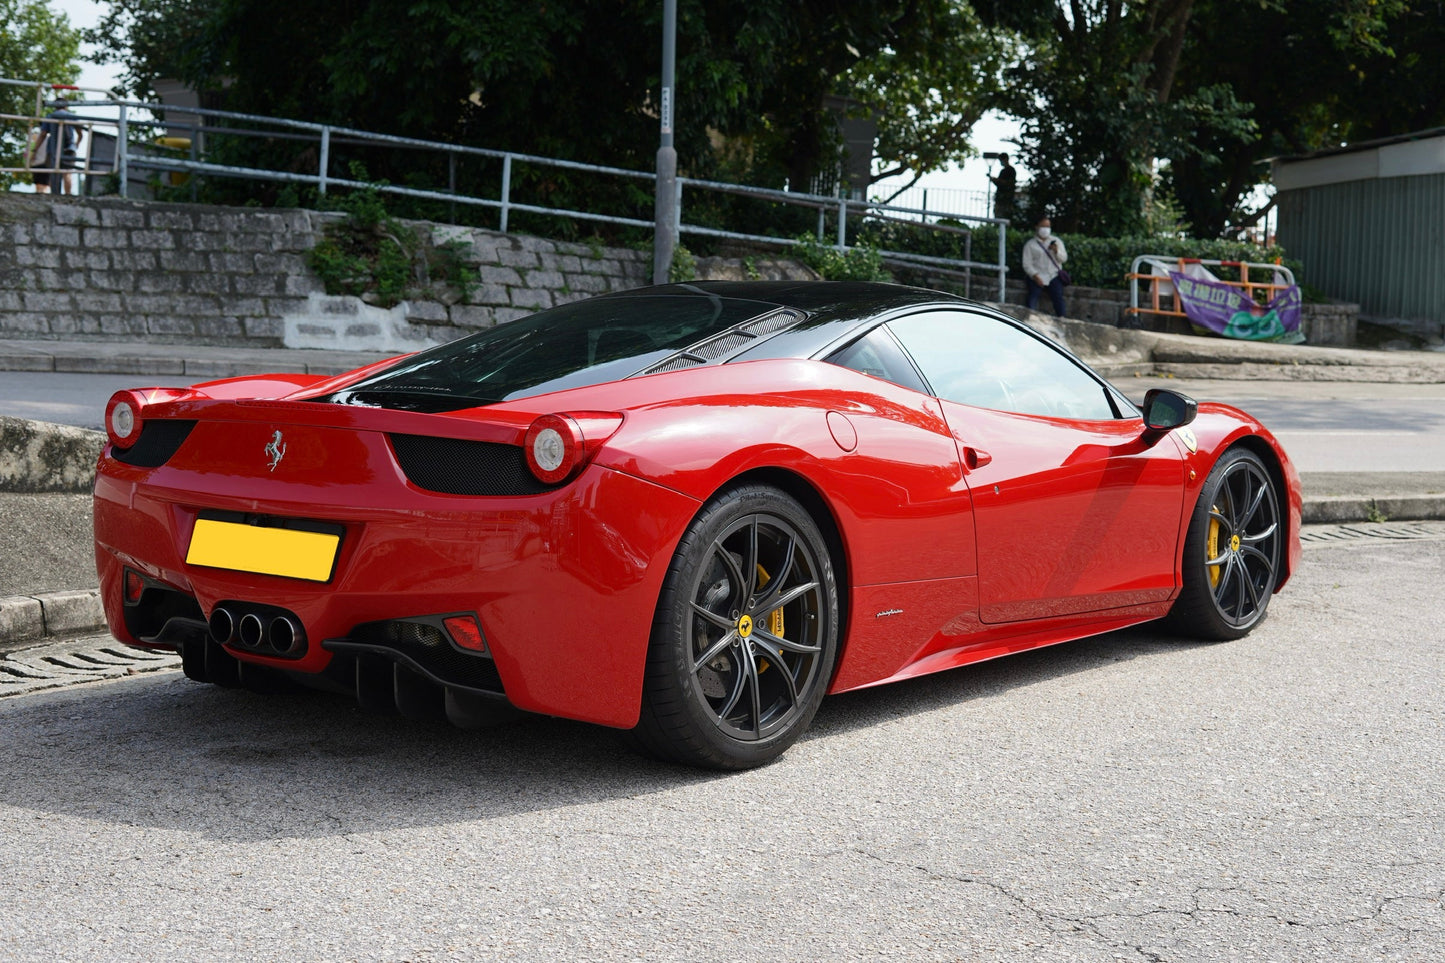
[1166,446,1283,640]
[630,485,840,770]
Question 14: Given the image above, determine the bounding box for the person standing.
[39,98,81,195]
[988,153,1016,223]
[26,126,53,193]
[1022,215,1068,317]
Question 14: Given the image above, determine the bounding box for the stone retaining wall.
[0,195,653,351]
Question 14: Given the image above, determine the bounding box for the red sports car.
[94,281,1301,768]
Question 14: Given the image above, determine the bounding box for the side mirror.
[1142,388,1198,431]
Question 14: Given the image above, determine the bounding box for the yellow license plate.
[186,519,340,582]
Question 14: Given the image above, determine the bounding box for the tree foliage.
[83,0,1004,203]
[988,0,1435,239]
[1163,0,1420,238]
[983,0,1257,236]
[847,2,1010,193]
[0,0,81,186]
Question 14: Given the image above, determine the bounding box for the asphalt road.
[1132,376,1445,473]
[0,371,195,430]
[3,522,1443,961]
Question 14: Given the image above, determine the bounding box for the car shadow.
[0,626,1211,842]
[809,625,1213,739]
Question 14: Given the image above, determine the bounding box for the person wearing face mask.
[1022,215,1068,316]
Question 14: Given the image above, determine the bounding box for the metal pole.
[836,192,847,250]
[318,126,330,195]
[997,222,1007,302]
[500,154,512,232]
[117,104,128,197]
[652,0,678,284]
[448,150,457,223]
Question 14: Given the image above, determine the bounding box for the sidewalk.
[4,331,1445,650]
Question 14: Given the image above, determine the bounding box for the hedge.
[855,220,1302,292]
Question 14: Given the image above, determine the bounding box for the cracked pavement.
[1,524,1442,961]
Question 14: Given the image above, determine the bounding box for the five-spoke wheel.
[1168,447,1282,639]
[632,485,839,769]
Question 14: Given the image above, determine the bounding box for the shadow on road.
[1,626,1209,841]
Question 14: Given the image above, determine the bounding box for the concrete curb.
[1302,494,1445,524]
[1,589,105,648]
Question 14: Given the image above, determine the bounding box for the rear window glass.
[324,293,781,409]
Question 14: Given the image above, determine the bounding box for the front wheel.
[1166,446,1282,640]
[631,485,840,769]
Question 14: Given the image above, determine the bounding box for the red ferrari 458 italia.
[94,281,1301,768]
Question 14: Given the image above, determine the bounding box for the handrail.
[2,79,1008,298]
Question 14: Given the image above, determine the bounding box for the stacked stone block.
[2,196,320,345]
[0,196,652,350]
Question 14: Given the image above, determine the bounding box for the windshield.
[323,292,784,411]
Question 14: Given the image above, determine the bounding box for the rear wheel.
[631,485,839,769]
[1167,446,1282,640]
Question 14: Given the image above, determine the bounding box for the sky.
[43,0,1020,211]
[50,0,114,94]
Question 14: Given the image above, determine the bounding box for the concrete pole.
[652,0,678,285]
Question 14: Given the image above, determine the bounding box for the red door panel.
[942,402,1187,623]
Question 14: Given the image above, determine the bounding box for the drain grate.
[1301,521,1445,545]
[0,639,180,698]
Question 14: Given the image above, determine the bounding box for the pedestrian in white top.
[1022,215,1068,316]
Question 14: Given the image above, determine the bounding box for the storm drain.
[1301,521,1445,545]
[0,640,180,698]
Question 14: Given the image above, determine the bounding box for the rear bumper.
[95,459,698,728]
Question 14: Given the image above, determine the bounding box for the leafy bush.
[855,219,1301,290]
[305,169,474,307]
[668,244,697,283]
[791,235,892,282]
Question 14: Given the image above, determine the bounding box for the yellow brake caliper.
[1207,510,1221,588]
[753,564,786,672]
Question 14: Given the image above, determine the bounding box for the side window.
[825,327,929,394]
[888,311,1119,420]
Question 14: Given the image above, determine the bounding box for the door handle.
[963,446,991,470]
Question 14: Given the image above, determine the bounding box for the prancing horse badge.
[265,430,287,471]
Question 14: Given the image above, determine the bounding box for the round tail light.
[105,391,145,448]
[522,412,625,486]
[524,414,582,485]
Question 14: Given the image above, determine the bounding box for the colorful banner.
[1169,272,1304,344]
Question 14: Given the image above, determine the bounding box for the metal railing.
[1126,255,1297,325]
[2,79,1007,297]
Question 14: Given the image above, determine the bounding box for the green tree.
[83,0,212,102]
[1162,0,1414,238]
[84,0,1001,204]
[0,0,81,188]
[982,0,1258,236]
[847,1,1011,195]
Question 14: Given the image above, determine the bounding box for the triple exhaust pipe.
[209,605,304,656]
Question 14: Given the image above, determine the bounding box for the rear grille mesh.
[388,434,556,496]
[112,420,196,468]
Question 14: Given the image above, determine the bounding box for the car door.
[887,309,1188,624]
